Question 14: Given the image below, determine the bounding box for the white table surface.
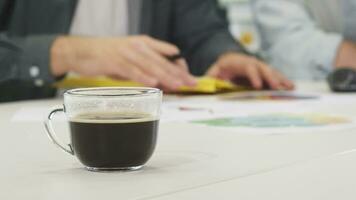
[1,82,356,200]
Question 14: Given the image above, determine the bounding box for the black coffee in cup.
[69,112,159,169]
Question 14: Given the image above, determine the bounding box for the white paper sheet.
[11,107,66,122]
[11,92,356,125]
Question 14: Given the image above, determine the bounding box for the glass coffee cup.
[44,87,162,171]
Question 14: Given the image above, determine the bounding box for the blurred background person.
[0,0,293,102]
[252,0,356,80]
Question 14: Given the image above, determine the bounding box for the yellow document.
[55,76,245,94]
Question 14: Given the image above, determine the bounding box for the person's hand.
[50,35,196,90]
[206,52,294,90]
[334,41,356,69]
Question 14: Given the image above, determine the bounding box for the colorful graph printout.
[192,113,350,128]
[220,91,318,101]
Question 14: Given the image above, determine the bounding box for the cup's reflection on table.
[44,87,162,172]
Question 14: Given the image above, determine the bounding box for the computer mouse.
[327,67,356,92]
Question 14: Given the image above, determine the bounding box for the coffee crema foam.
[70,112,158,124]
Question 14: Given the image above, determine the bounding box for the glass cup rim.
[64,87,161,97]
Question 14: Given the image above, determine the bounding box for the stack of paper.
[55,76,246,94]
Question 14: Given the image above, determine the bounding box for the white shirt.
[70,0,128,36]
[306,0,343,33]
[252,0,356,80]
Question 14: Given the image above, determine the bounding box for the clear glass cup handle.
[44,106,74,155]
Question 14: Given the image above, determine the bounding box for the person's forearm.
[50,36,72,77]
[252,0,344,80]
[334,41,356,68]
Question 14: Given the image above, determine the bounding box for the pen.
[166,53,184,62]
[178,106,214,114]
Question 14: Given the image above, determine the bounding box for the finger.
[110,62,159,87]
[175,58,189,72]
[143,36,180,56]
[275,70,295,90]
[206,64,233,80]
[157,55,194,84]
[206,64,220,77]
[257,62,281,90]
[175,59,198,86]
[159,84,178,93]
[121,48,185,90]
[284,80,295,90]
[245,64,263,89]
[164,59,197,86]
[132,59,183,90]
[135,45,196,86]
